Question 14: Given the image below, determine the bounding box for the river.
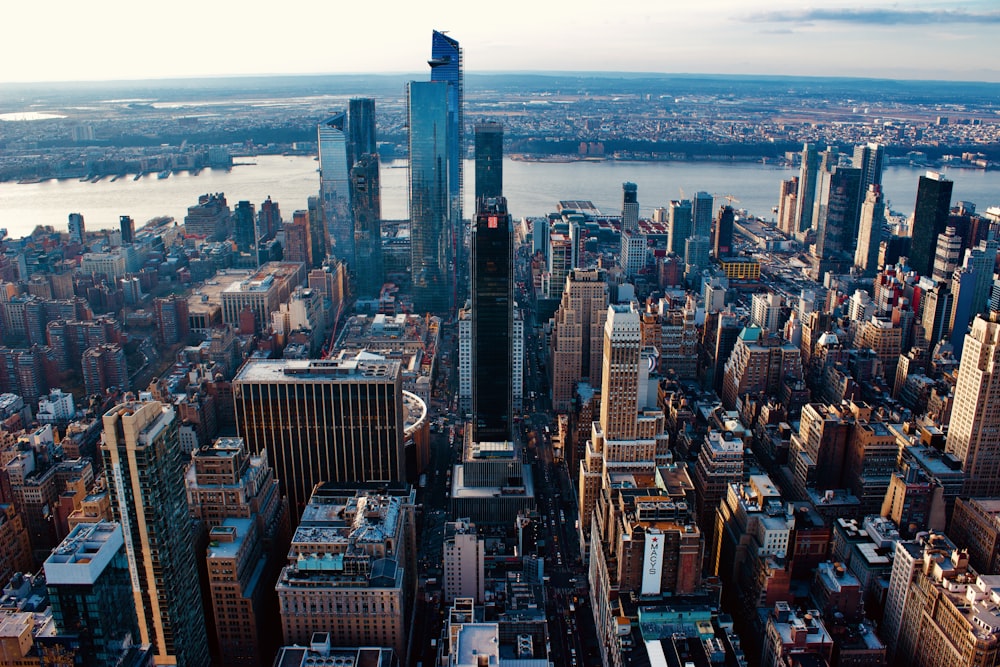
[0,155,996,238]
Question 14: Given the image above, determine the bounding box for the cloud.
[748,7,1000,25]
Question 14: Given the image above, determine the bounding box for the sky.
[3,0,999,84]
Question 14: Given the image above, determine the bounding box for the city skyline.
[3,1,1000,85]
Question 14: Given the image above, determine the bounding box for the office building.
[720,327,803,411]
[318,113,352,266]
[283,210,312,268]
[233,200,256,257]
[852,142,884,194]
[185,437,291,667]
[347,97,377,167]
[854,184,885,274]
[909,171,954,278]
[692,191,713,238]
[474,121,503,200]
[408,80,453,313]
[546,228,576,301]
[276,485,416,663]
[67,213,85,245]
[471,197,513,443]
[220,262,306,332]
[813,165,862,267]
[549,269,609,412]
[795,143,820,233]
[619,182,646,278]
[233,357,405,516]
[667,199,692,255]
[184,193,230,240]
[44,522,141,667]
[101,400,210,667]
[443,518,485,604]
[776,178,798,237]
[119,215,135,245]
[947,314,1000,497]
[307,195,328,269]
[429,29,463,251]
[350,153,383,299]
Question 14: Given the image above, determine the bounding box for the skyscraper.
[852,142,884,194]
[233,200,257,258]
[471,196,513,443]
[549,268,609,412]
[855,185,885,274]
[119,215,135,245]
[347,97,377,167]
[795,143,819,233]
[408,80,452,313]
[777,178,798,237]
[306,195,328,268]
[474,121,503,200]
[813,166,862,266]
[67,212,85,245]
[692,191,714,238]
[909,171,954,278]
[667,199,692,255]
[947,314,1000,497]
[102,400,210,667]
[429,29,463,238]
[619,182,646,277]
[283,210,312,268]
[350,153,383,298]
[233,357,406,516]
[44,522,141,667]
[318,113,352,265]
[713,205,735,259]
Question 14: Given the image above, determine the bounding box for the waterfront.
[0,155,997,238]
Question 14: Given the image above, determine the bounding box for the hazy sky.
[4,0,999,83]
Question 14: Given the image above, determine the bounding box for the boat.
[157,169,171,179]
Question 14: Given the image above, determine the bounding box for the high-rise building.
[282,211,312,268]
[101,400,210,667]
[82,343,127,396]
[429,29,463,253]
[667,199,692,255]
[44,522,141,667]
[947,314,1000,497]
[350,153,383,299]
[408,80,452,313]
[549,268,609,412]
[184,193,230,240]
[233,200,257,256]
[474,121,503,200]
[318,113,352,266]
[259,196,282,242]
[233,357,405,516]
[185,437,291,667]
[692,191,714,238]
[813,166,862,265]
[119,215,135,245]
[276,485,416,663]
[854,184,885,274]
[619,182,646,277]
[307,195,328,269]
[713,205,735,258]
[347,97,377,167]
[795,143,820,233]
[776,178,798,237]
[67,213,85,245]
[909,171,954,278]
[852,142,884,194]
[471,197,513,443]
[443,518,485,603]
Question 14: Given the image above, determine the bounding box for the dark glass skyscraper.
[234,200,256,256]
[351,153,383,298]
[408,81,452,313]
[474,121,503,200]
[813,166,862,262]
[714,205,735,258]
[119,215,135,244]
[348,97,377,167]
[472,196,513,443]
[910,171,954,277]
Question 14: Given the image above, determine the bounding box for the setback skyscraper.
[347,97,377,167]
[474,121,503,200]
[429,30,463,238]
[471,196,513,443]
[102,400,210,667]
[619,182,646,277]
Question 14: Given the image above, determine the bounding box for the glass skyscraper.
[318,112,352,265]
[474,121,503,200]
[472,196,513,443]
[910,171,954,277]
[408,80,452,313]
[351,153,383,298]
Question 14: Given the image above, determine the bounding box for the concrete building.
[549,268,609,412]
[219,262,306,333]
[443,518,484,604]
